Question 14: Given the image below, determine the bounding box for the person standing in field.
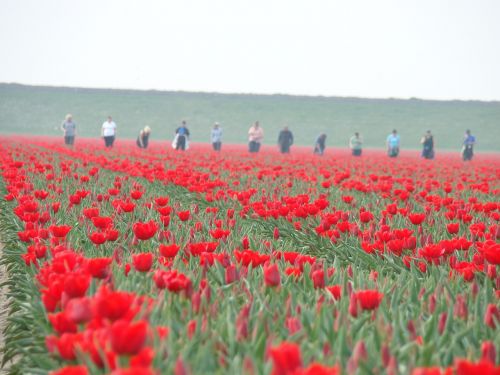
[386,129,400,157]
[462,129,476,161]
[420,130,434,159]
[248,121,264,153]
[211,122,222,151]
[136,126,151,149]
[174,121,190,151]
[101,116,117,148]
[349,132,363,156]
[61,114,76,146]
[314,134,327,155]
[277,126,294,153]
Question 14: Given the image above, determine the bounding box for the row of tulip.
[0,137,499,374]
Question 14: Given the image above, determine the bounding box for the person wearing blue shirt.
[462,129,476,161]
[174,121,190,151]
[386,129,400,157]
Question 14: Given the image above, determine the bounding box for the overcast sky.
[1,0,499,101]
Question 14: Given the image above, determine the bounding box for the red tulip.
[159,244,180,258]
[360,211,374,223]
[301,363,340,375]
[354,290,384,311]
[177,210,190,221]
[132,220,158,241]
[456,359,500,375]
[130,347,154,368]
[55,333,84,360]
[48,312,77,334]
[91,216,113,230]
[89,231,107,245]
[311,269,325,289]
[110,319,148,356]
[63,273,91,298]
[447,223,460,234]
[409,213,426,225]
[106,228,119,241]
[132,253,153,272]
[269,341,302,375]
[65,297,93,324]
[483,241,500,265]
[154,196,169,206]
[95,286,134,321]
[50,224,72,238]
[157,270,192,294]
[130,190,143,200]
[49,365,89,375]
[326,285,342,300]
[87,257,112,279]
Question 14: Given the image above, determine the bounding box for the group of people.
[60,115,477,161]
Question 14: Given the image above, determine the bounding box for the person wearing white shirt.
[248,121,264,153]
[101,116,117,148]
[211,122,222,151]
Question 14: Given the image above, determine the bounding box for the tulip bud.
[471,281,479,298]
[487,265,497,279]
[418,288,426,299]
[311,269,325,289]
[263,263,281,287]
[347,340,367,373]
[407,320,417,340]
[387,357,398,375]
[484,304,500,329]
[454,295,468,320]
[347,265,353,278]
[236,304,251,341]
[191,292,201,314]
[174,356,191,375]
[349,293,358,317]
[429,294,436,314]
[481,341,496,364]
[285,317,302,335]
[242,236,250,250]
[381,344,391,367]
[438,313,447,335]
[225,264,238,284]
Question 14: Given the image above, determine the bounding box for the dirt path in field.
[0,241,10,373]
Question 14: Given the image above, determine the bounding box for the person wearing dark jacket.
[174,121,190,151]
[277,126,294,153]
[137,126,151,149]
[420,130,434,159]
[314,134,327,155]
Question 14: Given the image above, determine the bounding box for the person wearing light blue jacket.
[386,129,400,157]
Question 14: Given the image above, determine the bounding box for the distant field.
[0,83,499,151]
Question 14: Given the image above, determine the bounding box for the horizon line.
[2,81,500,104]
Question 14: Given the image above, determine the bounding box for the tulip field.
[0,136,499,375]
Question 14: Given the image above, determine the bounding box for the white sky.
[1,0,500,101]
